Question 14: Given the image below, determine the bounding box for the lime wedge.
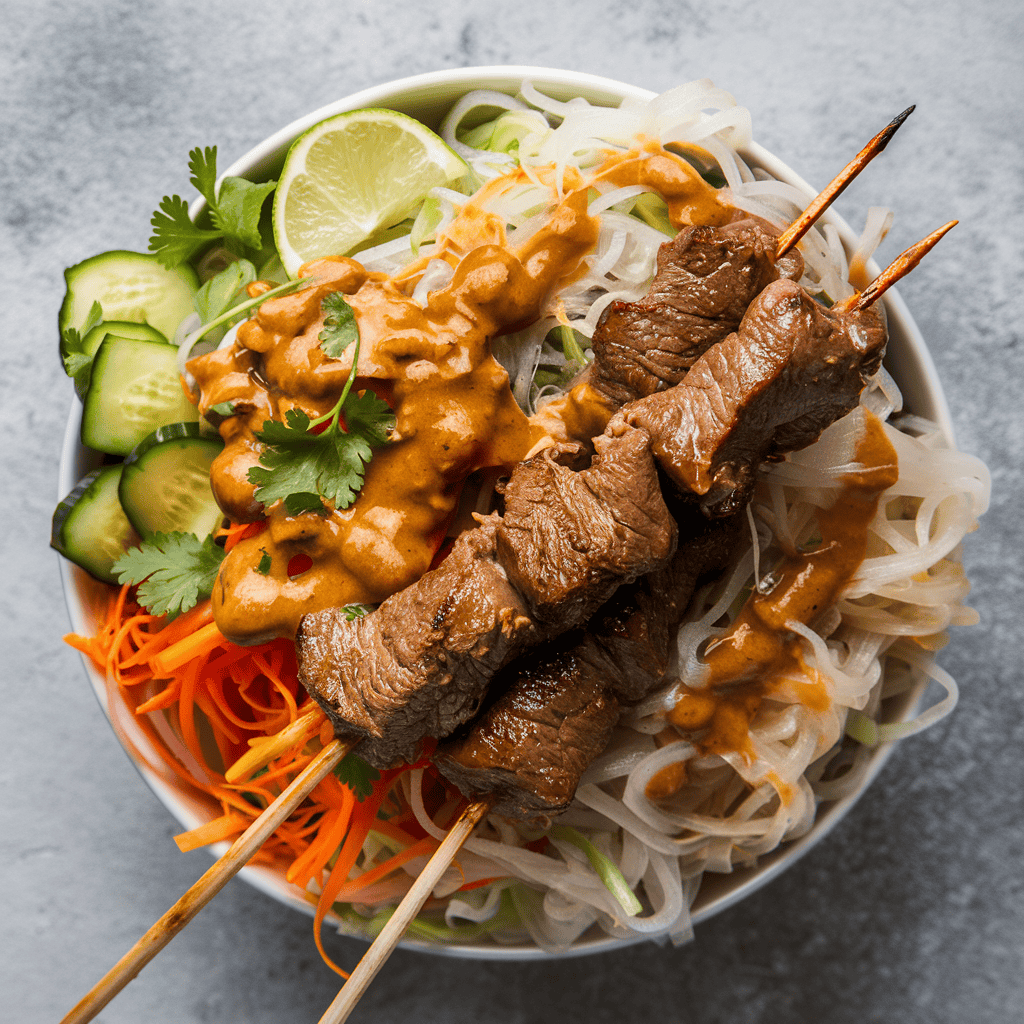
[273,108,468,276]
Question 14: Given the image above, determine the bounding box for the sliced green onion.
[550,826,643,917]
[190,276,315,345]
[332,887,520,943]
[631,192,675,237]
[410,196,443,256]
[558,324,588,366]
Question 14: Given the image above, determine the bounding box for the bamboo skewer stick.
[317,797,495,1024]
[60,737,355,1024]
[775,105,915,258]
[835,220,957,312]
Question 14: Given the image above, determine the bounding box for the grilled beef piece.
[296,426,676,768]
[435,509,742,822]
[435,650,622,824]
[588,219,803,407]
[296,518,537,768]
[621,277,887,517]
[496,428,677,626]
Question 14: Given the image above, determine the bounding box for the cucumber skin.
[52,465,140,584]
[81,335,199,456]
[118,422,225,539]
[71,320,168,400]
[59,250,199,340]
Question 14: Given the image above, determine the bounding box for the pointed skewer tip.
[843,220,958,312]
[775,106,916,259]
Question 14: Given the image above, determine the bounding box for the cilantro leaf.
[248,400,393,515]
[319,292,360,358]
[213,178,277,253]
[256,547,272,575]
[112,532,225,618]
[343,389,395,449]
[247,297,392,516]
[208,401,239,418]
[333,752,380,802]
[188,146,219,209]
[149,147,276,268]
[60,300,103,380]
[194,259,257,324]
[149,194,222,268]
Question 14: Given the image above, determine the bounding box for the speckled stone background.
[3,2,1021,1022]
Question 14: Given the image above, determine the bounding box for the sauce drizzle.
[647,410,899,798]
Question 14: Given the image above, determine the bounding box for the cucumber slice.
[81,335,199,455]
[64,319,168,400]
[119,422,225,539]
[59,250,198,340]
[52,465,141,584]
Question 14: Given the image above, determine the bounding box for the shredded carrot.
[65,579,485,972]
[331,835,440,902]
[175,811,251,853]
[457,875,506,892]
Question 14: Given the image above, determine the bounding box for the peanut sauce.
[188,148,739,645]
[646,411,899,799]
[592,141,731,229]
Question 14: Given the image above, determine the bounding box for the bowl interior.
[59,65,950,960]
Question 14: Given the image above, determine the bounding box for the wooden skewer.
[775,105,915,258]
[317,796,495,1024]
[836,220,957,312]
[60,737,355,1024]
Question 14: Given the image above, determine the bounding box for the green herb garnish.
[149,147,276,268]
[333,752,381,802]
[318,292,360,358]
[255,547,272,575]
[112,532,226,618]
[59,300,103,382]
[247,292,394,515]
[194,259,257,325]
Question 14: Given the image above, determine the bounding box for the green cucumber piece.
[119,422,225,539]
[51,465,141,584]
[64,319,168,400]
[59,250,198,340]
[81,335,199,455]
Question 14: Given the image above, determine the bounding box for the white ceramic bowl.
[59,65,954,960]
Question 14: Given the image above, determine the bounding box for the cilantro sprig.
[333,752,381,802]
[149,147,276,268]
[59,300,103,393]
[247,293,394,516]
[112,532,226,618]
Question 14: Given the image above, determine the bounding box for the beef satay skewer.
[775,105,915,258]
[60,737,354,1024]
[62,429,677,1024]
[322,217,957,1017]
[837,220,957,311]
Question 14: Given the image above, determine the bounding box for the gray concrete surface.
[2,1,1021,1022]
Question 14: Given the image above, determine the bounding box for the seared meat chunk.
[589,219,803,407]
[496,428,676,626]
[297,518,538,768]
[297,425,676,768]
[622,277,887,517]
[436,649,621,824]
[436,510,743,822]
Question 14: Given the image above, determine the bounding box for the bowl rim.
[58,64,953,961]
